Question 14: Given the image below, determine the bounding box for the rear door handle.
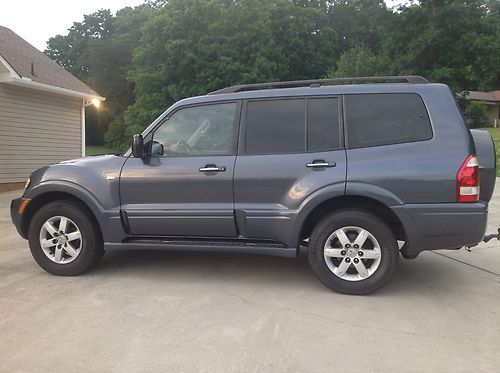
[306,160,336,168]
[199,165,226,173]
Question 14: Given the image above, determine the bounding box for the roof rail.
[208,76,429,95]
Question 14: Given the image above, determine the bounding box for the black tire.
[28,200,104,276]
[308,209,399,295]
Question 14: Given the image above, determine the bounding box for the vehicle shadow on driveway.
[92,249,459,296]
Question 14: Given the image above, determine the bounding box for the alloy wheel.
[39,216,82,264]
[323,226,382,281]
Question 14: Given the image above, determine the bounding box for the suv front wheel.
[28,200,104,276]
[308,209,399,295]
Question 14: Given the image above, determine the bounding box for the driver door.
[120,101,240,237]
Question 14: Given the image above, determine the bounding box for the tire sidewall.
[308,210,399,295]
[28,200,101,276]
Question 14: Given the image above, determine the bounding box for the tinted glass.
[245,99,305,154]
[153,102,237,156]
[307,98,340,151]
[345,93,432,148]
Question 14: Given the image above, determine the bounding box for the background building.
[0,26,103,187]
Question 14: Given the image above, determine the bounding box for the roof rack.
[208,75,429,95]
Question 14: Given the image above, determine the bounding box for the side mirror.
[151,141,164,156]
[132,134,145,158]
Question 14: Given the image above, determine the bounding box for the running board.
[104,238,297,258]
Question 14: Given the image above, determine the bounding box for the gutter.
[9,76,105,101]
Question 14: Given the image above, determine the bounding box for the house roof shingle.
[0,26,99,97]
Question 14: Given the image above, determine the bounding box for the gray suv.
[10,76,497,294]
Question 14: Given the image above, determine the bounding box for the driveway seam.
[431,251,500,277]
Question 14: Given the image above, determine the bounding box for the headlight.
[24,178,30,191]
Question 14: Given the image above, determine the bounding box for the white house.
[0,26,103,186]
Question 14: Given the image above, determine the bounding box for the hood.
[24,154,128,210]
[41,155,127,184]
[59,154,117,166]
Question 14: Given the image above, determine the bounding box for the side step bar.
[104,238,297,258]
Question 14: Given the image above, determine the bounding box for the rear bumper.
[10,197,28,239]
[392,202,488,254]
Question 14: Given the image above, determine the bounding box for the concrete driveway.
[1,184,499,373]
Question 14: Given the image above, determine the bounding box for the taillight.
[457,154,480,203]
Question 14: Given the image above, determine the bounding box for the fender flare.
[23,180,121,239]
[290,181,405,247]
[290,183,345,246]
[345,181,404,206]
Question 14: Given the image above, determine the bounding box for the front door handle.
[199,165,226,173]
[306,160,336,168]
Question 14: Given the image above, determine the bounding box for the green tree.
[385,0,500,92]
[46,9,114,80]
[122,0,338,138]
[101,5,157,149]
[327,44,389,77]
[42,0,500,148]
[45,6,154,147]
[328,0,394,54]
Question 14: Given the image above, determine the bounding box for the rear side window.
[345,93,432,148]
[245,99,304,154]
[307,97,340,151]
[245,97,341,154]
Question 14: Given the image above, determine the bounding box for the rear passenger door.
[233,97,347,247]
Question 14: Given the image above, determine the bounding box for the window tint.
[152,102,237,156]
[307,98,340,151]
[245,99,305,154]
[245,97,341,154]
[345,93,432,148]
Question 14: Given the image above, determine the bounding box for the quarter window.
[345,93,432,148]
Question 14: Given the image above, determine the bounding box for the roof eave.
[467,97,499,104]
[7,76,105,101]
[0,52,21,79]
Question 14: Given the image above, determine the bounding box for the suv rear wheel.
[28,200,104,276]
[308,209,399,295]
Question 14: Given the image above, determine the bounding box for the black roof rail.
[208,75,429,95]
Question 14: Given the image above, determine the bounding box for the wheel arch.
[297,195,407,245]
[21,183,105,240]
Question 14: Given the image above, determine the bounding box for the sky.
[0,0,409,51]
[0,0,145,51]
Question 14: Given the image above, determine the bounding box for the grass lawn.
[85,145,117,156]
[483,128,500,176]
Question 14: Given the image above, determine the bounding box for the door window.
[245,99,305,154]
[245,97,341,154]
[307,97,341,151]
[152,102,238,156]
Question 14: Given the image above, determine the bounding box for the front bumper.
[10,197,29,239]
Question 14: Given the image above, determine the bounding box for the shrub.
[465,101,489,128]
